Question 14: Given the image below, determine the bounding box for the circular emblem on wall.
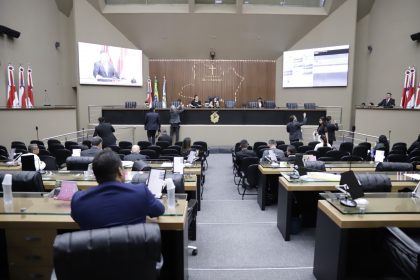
[210,111,220,124]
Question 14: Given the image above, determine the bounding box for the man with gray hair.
[261,139,285,162]
[19,144,46,171]
[81,136,102,157]
[123,145,148,162]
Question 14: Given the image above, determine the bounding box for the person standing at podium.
[377,92,395,108]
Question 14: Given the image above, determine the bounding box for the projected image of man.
[93,50,119,81]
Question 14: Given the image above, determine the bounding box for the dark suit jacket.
[94,123,117,148]
[93,62,119,79]
[378,98,395,108]
[81,147,102,157]
[144,112,161,131]
[123,153,148,162]
[326,122,339,142]
[235,149,257,162]
[286,118,307,141]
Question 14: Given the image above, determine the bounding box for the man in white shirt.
[20,144,46,171]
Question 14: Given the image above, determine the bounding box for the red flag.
[406,67,416,108]
[18,66,26,109]
[401,67,410,108]
[146,77,153,108]
[415,82,420,109]
[27,67,34,108]
[6,64,18,108]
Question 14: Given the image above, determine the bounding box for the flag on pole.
[146,77,153,108]
[27,66,34,108]
[6,64,18,108]
[415,82,420,109]
[153,76,159,104]
[401,66,416,109]
[18,66,27,108]
[162,76,167,109]
[406,67,416,108]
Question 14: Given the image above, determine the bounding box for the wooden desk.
[277,173,418,241]
[0,163,21,171]
[313,199,420,279]
[0,196,188,280]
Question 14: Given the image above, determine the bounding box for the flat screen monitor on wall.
[78,42,143,87]
[282,45,349,88]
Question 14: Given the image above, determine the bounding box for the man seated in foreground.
[71,150,165,230]
[20,144,46,171]
[260,139,285,162]
[81,136,102,157]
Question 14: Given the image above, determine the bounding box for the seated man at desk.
[81,136,102,157]
[19,144,46,171]
[377,92,395,108]
[123,144,148,162]
[236,139,256,161]
[279,145,297,162]
[71,150,165,230]
[261,139,284,162]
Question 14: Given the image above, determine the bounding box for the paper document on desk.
[122,161,134,168]
[404,173,420,180]
[301,172,341,182]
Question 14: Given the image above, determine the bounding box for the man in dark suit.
[377,92,395,108]
[81,136,102,157]
[286,113,307,144]
[93,117,117,148]
[71,150,164,230]
[92,51,119,81]
[157,129,171,144]
[235,139,257,162]
[144,107,161,144]
[123,145,148,162]
[326,116,339,146]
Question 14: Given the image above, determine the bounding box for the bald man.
[123,145,148,162]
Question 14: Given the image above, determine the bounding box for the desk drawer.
[9,246,53,266]
[9,265,52,280]
[6,229,55,248]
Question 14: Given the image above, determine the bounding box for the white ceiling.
[80,0,372,59]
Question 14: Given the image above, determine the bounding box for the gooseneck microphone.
[35,126,39,140]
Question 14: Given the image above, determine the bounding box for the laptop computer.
[147,169,166,198]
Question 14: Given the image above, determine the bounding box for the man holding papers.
[71,150,164,230]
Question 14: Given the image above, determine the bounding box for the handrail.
[339,130,379,139]
[42,129,94,141]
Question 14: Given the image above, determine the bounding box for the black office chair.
[354,173,391,192]
[174,141,183,147]
[277,144,289,152]
[138,141,152,150]
[325,150,343,161]
[375,162,413,172]
[308,141,319,150]
[107,145,120,153]
[140,149,158,159]
[316,146,332,158]
[167,145,181,154]
[11,141,26,149]
[276,140,285,146]
[298,145,312,153]
[257,147,270,159]
[47,139,61,147]
[147,145,162,156]
[49,143,65,154]
[304,102,316,109]
[224,100,236,108]
[236,157,259,190]
[339,142,354,155]
[162,149,180,156]
[352,145,369,160]
[386,154,409,163]
[66,156,94,171]
[119,149,131,155]
[286,102,298,109]
[409,149,420,158]
[38,149,51,156]
[318,156,336,162]
[383,227,420,280]
[82,140,92,149]
[253,142,267,152]
[64,141,78,150]
[239,164,259,200]
[392,142,407,152]
[69,144,85,151]
[132,160,151,171]
[358,141,372,150]
[156,141,170,150]
[30,140,45,149]
[118,141,133,150]
[53,223,163,280]
[0,171,45,192]
[39,155,59,171]
[304,161,326,171]
[291,141,304,149]
[340,155,363,161]
[54,149,72,167]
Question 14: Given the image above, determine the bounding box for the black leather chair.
[138,141,152,150]
[303,102,316,109]
[64,141,78,150]
[304,161,326,171]
[277,144,289,152]
[119,148,131,155]
[383,227,420,280]
[298,145,311,153]
[224,100,236,108]
[352,145,369,160]
[264,100,276,108]
[0,171,45,192]
[354,173,391,192]
[156,141,170,150]
[339,142,354,155]
[375,162,414,172]
[148,145,162,156]
[132,160,151,171]
[53,223,163,280]
[286,102,298,109]
[118,141,133,150]
[39,155,59,171]
[54,149,72,167]
[316,146,331,158]
[340,155,363,161]
[140,149,158,159]
[239,164,259,200]
[66,156,94,171]
[308,141,319,150]
[325,150,343,161]
[387,154,409,163]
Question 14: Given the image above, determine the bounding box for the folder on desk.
[147,169,166,198]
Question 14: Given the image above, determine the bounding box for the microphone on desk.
[335,184,357,207]
[35,126,39,140]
